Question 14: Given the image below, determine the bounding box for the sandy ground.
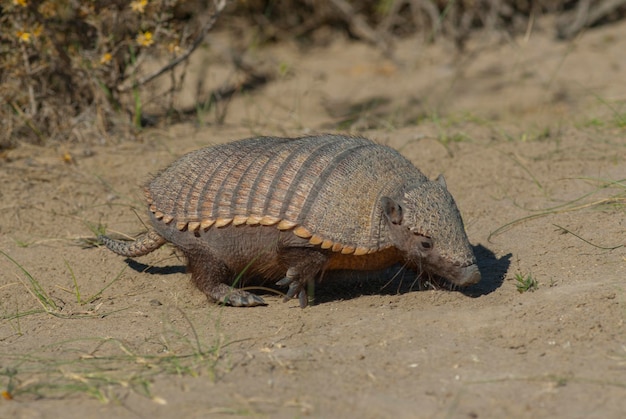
[1,17,626,419]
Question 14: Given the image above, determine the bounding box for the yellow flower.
[136,31,154,47]
[14,0,28,7]
[16,31,31,43]
[100,52,112,65]
[61,151,74,165]
[131,0,148,13]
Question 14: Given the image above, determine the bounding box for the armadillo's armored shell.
[146,135,428,253]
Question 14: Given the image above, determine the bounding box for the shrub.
[0,0,222,146]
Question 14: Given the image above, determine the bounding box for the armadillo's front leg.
[276,249,329,308]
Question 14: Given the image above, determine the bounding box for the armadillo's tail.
[99,229,167,257]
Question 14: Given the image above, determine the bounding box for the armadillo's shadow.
[314,244,510,304]
[460,244,511,297]
[122,245,510,305]
[124,259,186,275]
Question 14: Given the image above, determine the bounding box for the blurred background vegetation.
[1,0,625,148]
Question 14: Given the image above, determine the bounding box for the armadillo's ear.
[436,174,447,189]
[381,196,403,225]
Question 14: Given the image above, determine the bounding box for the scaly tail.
[99,229,167,257]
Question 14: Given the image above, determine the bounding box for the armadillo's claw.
[298,289,308,308]
[250,294,267,306]
[210,284,267,307]
[226,292,266,307]
[277,273,311,308]
[285,281,299,299]
[275,277,291,287]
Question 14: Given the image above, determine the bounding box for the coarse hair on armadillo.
[145,134,429,254]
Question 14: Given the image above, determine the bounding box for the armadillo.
[100,134,480,307]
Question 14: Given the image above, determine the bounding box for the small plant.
[83,220,107,238]
[514,272,538,293]
[593,94,626,128]
[0,250,126,319]
[12,238,34,248]
[0,250,58,314]
[64,259,127,305]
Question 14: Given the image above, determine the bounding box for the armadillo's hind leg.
[186,250,266,307]
[99,229,167,257]
[276,249,328,308]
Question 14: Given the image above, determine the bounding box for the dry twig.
[117,0,230,93]
[329,0,391,52]
[558,0,626,39]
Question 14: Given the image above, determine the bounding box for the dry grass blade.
[489,178,626,241]
[0,250,58,313]
[0,334,222,401]
[552,224,624,250]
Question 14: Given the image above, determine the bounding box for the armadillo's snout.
[457,263,481,286]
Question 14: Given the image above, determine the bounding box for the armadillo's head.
[381,175,480,287]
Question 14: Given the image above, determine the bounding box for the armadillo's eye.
[416,235,433,251]
[409,229,433,249]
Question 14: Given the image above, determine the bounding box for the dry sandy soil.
[1,17,626,419]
